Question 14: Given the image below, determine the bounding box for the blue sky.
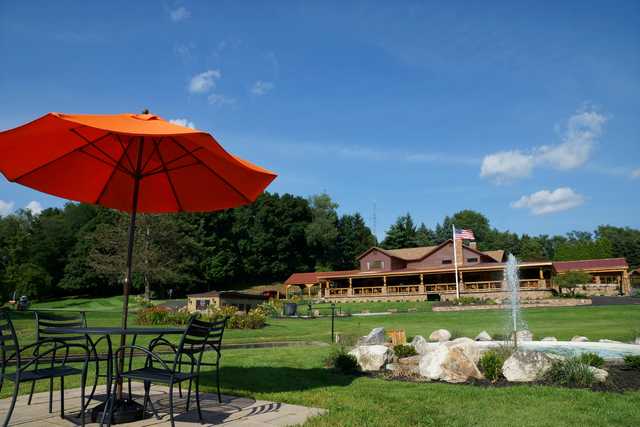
[1,1,639,240]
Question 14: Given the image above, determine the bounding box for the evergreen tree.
[382,213,418,249]
[334,213,377,269]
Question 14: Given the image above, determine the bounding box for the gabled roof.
[284,272,320,285]
[552,258,628,273]
[482,250,505,262]
[357,240,501,263]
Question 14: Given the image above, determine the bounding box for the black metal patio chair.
[147,316,228,410]
[30,311,113,412]
[106,316,228,427]
[0,311,90,427]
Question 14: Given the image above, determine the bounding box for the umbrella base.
[91,399,147,424]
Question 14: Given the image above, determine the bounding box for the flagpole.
[452,224,460,299]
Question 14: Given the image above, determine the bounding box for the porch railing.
[425,283,457,292]
[326,288,348,297]
[353,286,384,296]
[463,280,503,291]
[387,285,421,295]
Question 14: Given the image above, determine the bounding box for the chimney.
[455,239,464,266]
[469,242,477,250]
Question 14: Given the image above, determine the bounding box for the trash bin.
[283,302,297,316]
[17,295,29,311]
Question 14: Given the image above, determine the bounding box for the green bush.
[578,352,604,368]
[393,344,417,358]
[624,355,640,370]
[545,358,595,388]
[137,306,191,325]
[478,350,506,382]
[324,346,359,374]
[137,304,267,329]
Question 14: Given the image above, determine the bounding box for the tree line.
[1,195,638,301]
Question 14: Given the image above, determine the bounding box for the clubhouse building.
[285,240,631,302]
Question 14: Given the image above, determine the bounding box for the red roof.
[553,258,628,273]
[284,272,320,285]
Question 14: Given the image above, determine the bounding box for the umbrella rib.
[69,128,122,167]
[143,161,200,177]
[142,147,204,177]
[12,131,114,182]
[154,139,184,212]
[94,135,138,205]
[115,134,136,172]
[168,136,252,203]
[140,136,161,174]
[78,148,133,176]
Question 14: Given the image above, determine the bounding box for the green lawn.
[7,297,640,348]
[2,345,639,426]
[2,297,640,426]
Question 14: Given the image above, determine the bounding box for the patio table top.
[42,326,186,335]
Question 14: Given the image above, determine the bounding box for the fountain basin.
[418,341,640,361]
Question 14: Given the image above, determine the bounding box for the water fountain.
[505,253,527,349]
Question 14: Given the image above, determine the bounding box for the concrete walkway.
[0,383,325,426]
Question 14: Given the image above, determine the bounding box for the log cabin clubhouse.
[285,239,631,302]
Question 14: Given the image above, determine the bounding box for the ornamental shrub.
[324,346,359,374]
[624,355,640,370]
[578,352,605,368]
[544,358,595,388]
[478,350,506,382]
[393,344,417,358]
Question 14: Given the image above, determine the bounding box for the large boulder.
[387,355,422,377]
[589,366,608,383]
[358,327,385,345]
[445,337,481,363]
[598,339,621,344]
[475,331,492,341]
[541,337,558,342]
[502,350,556,382]
[429,329,452,342]
[349,345,394,372]
[411,335,431,354]
[418,344,483,383]
[571,336,589,342]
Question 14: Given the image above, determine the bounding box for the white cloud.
[169,118,196,129]
[251,81,274,96]
[0,200,14,216]
[169,6,190,22]
[208,93,236,106]
[481,107,607,183]
[511,187,585,215]
[631,168,640,179]
[480,150,535,183]
[25,201,43,215]
[188,70,221,94]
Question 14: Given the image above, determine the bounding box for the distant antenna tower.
[372,200,377,240]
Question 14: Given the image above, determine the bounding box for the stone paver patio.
[0,383,325,426]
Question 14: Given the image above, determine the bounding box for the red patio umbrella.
[0,112,276,398]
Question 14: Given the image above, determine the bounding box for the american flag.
[454,228,475,240]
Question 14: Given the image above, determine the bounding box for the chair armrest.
[113,345,173,373]
[18,340,89,372]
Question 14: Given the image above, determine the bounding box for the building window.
[466,257,478,263]
[442,259,452,265]
[367,260,384,270]
[195,299,210,311]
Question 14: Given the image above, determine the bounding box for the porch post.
[382,276,387,295]
[419,273,425,294]
[348,277,353,296]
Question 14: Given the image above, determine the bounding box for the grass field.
[2,296,640,426]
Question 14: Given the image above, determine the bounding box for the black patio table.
[42,326,186,424]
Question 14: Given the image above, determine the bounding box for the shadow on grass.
[199,366,356,394]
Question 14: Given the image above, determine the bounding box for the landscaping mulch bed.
[376,365,640,393]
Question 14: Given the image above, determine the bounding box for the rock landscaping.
[344,327,640,392]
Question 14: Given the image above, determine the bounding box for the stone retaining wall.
[432,298,592,312]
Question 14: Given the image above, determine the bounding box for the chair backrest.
[175,316,227,367]
[35,311,87,342]
[0,311,19,368]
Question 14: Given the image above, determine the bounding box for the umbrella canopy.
[0,113,276,212]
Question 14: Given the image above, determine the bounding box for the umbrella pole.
[117,140,144,400]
